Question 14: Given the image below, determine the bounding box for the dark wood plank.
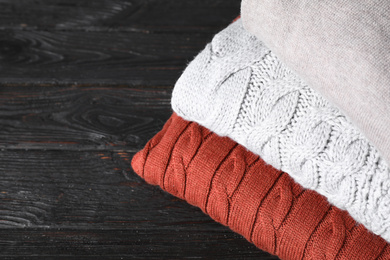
[0,0,240,32]
[0,85,172,151]
[0,84,171,150]
[0,30,212,85]
[0,149,277,259]
[0,230,277,259]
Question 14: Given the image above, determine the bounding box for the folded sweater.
[241,0,390,165]
[171,19,390,242]
[132,113,390,260]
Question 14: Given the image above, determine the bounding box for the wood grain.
[0,30,212,85]
[0,149,274,259]
[0,150,201,228]
[0,0,240,32]
[0,84,171,150]
[0,230,275,259]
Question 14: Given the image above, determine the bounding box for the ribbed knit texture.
[131,113,390,260]
[171,19,390,242]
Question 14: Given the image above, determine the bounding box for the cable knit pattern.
[171,19,390,242]
[131,113,390,260]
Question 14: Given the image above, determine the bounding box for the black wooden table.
[0,1,279,259]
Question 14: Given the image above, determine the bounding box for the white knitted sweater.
[172,19,390,242]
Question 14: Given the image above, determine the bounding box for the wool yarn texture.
[241,0,390,165]
[131,113,390,260]
[171,19,390,242]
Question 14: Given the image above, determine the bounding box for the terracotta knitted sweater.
[131,113,390,260]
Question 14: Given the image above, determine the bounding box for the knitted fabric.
[131,113,390,260]
[241,0,390,166]
[171,19,390,242]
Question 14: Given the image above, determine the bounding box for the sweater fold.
[171,19,390,241]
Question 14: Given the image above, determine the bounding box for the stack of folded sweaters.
[132,1,390,259]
